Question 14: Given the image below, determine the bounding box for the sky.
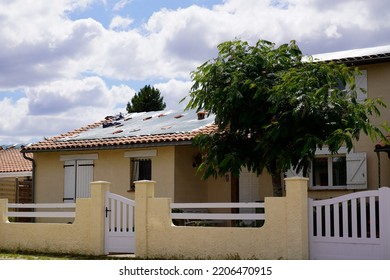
[1,0,390,145]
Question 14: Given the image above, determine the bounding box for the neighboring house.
[0,145,33,203]
[283,45,390,200]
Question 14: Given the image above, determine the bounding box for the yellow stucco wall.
[0,181,109,255]
[135,178,309,259]
[174,146,208,202]
[35,152,64,203]
[34,145,231,203]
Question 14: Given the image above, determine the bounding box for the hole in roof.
[128,128,141,133]
[158,113,167,118]
[174,114,184,119]
[143,116,152,121]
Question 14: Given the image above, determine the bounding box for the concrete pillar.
[285,177,309,260]
[134,180,156,258]
[89,181,111,255]
[0,199,8,223]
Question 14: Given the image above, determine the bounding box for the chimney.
[197,111,206,120]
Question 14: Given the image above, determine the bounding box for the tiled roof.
[22,109,217,152]
[0,147,33,173]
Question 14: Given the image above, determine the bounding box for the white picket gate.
[104,192,135,254]
[309,187,390,259]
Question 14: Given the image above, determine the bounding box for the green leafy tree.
[185,39,388,196]
[127,85,166,113]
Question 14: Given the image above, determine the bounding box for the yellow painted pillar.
[135,180,156,258]
[0,199,8,223]
[89,181,111,255]
[285,177,309,260]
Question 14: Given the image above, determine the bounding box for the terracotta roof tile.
[0,148,33,173]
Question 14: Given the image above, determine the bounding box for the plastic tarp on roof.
[60,109,215,141]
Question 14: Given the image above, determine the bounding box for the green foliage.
[127,85,166,113]
[185,39,388,191]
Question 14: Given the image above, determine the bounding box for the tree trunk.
[271,171,283,197]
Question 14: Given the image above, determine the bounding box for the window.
[286,149,367,190]
[125,150,156,191]
[130,158,152,190]
[312,155,347,187]
[63,159,94,202]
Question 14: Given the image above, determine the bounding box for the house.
[0,145,33,203]
[21,109,238,204]
[21,45,390,204]
[297,45,390,200]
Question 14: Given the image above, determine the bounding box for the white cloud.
[1,0,390,144]
[26,77,131,115]
[109,16,134,30]
[0,77,134,143]
[113,0,133,12]
[154,79,193,110]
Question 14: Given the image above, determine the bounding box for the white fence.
[309,187,390,259]
[7,203,76,220]
[171,202,265,226]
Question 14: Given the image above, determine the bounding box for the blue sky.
[1,0,390,144]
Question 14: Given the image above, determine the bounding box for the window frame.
[310,154,347,190]
[130,158,152,190]
[286,147,367,190]
[125,150,156,191]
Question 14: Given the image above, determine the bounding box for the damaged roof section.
[22,109,216,152]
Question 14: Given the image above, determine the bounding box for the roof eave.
[21,140,195,153]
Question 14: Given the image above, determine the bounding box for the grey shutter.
[346,152,367,189]
[355,70,367,102]
[64,160,76,203]
[76,160,94,198]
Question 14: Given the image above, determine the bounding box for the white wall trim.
[315,146,349,155]
[124,149,157,158]
[0,171,32,178]
[59,153,98,161]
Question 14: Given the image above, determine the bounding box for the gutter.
[22,151,36,203]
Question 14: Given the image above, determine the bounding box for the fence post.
[89,181,111,255]
[285,177,309,260]
[379,187,390,259]
[0,199,7,223]
[135,180,156,258]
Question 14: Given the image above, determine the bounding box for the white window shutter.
[355,70,367,102]
[346,152,367,189]
[64,160,76,203]
[76,160,94,198]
